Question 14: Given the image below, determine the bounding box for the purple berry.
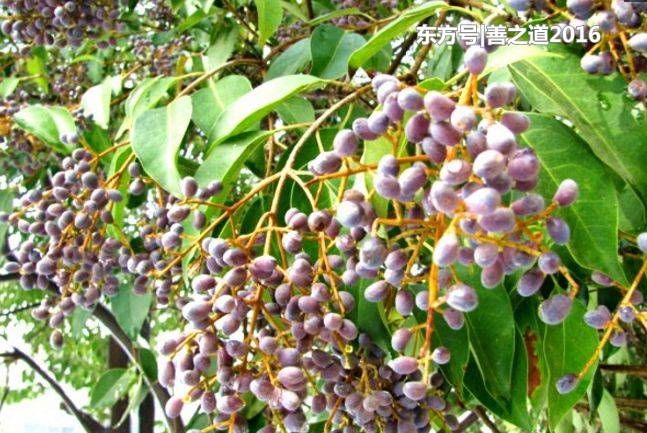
[583,305,611,329]
[391,328,413,352]
[464,187,501,215]
[388,356,419,375]
[431,346,451,365]
[424,91,455,121]
[404,113,430,143]
[538,251,561,274]
[367,111,391,134]
[501,112,530,134]
[433,232,459,267]
[464,46,488,75]
[478,207,515,233]
[447,283,478,312]
[546,217,571,245]
[473,149,506,180]
[517,268,545,297]
[442,308,465,330]
[397,88,424,111]
[333,129,359,157]
[352,118,379,140]
[430,122,461,147]
[555,374,578,394]
[486,123,516,154]
[539,294,572,325]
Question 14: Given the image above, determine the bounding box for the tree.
[0,1,646,432]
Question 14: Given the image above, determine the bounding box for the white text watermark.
[417,22,602,46]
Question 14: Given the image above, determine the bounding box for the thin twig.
[600,364,647,377]
[474,406,502,433]
[0,347,106,433]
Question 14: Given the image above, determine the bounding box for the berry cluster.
[0,0,122,47]
[0,128,60,177]
[131,34,192,76]
[121,166,222,304]
[156,198,461,433]
[1,149,126,347]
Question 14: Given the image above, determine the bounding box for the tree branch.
[0,347,106,433]
[454,411,479,433]
[600,364,647,377]
[0,273,19,282]
[474,406,502,433]
[0,302,41,317]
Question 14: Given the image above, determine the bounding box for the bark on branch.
[0,347,106,433]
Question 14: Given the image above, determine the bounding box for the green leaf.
[118,76,177,137]
[203,27,239,72]
[597,389,620,433]
[618,184,646,233]
[275,96,315,125]
[196,131,270,190]
[360,136,392,218]
[138,348,158,382]
[176,10,208,33]
[431,311,469,394]
[191,75,252,134]
[266,38,312,80]
[255,0,283,46]
[419,77,445,90]
[521,114,626,284]
[542,300,599,429]
[130,96,192,196]
[89,368,133,409]
[110,284,153,340]
[280,1,308,21]
[81,76,120,129]
[0,190,13,252]
[509,52,647,201]
[588,369,604,413]
[70,308,91,339]
[307,8,363,26]
[310,25,365,79]
[459,265,516,402]
[463,331,531,429]
[13,105,76,154]
[115,378,149,427]
[0,78,19,98]
[348,1,448,68]
[347,278,392,351]
[426,43,463,82]
[25,46,48,93]
[209,75,324,145]
[481,45,556,77]
[107,146,133,237]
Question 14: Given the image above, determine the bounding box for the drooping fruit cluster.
[120,167,223,304]
[0,148,128,348]
[131,34,193,76]
[331,0,398,29]
[0,0,122,47]
[0,128,61,177]
[156,196,464,432]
